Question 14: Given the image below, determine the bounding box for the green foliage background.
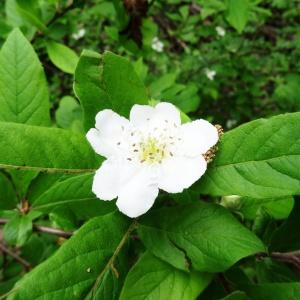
[0,0,300,299]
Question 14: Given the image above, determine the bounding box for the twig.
[30,0,78,42]
[153,14,187,52]
[217,273,232,294]
[0,243,31,270]
[0,218,73,238]
[47,1,76,29]
[34,224,73,238]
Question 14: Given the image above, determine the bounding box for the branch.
[0,243,31,271]
[0,218,73,238]
[257,251,300,271]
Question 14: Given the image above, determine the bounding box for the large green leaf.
[74,51,149,131]
[120,252,211,300]
[138,202,264,273]
[74,50,110,132]
[8,212,135,300]
[46,41,79,74]
[0,122,101,173]
[103,51,149,117]
[242,283,300,300]
[31,174,114,219]
[0,28,50,125]
[198,113,300,198]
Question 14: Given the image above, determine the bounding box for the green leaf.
[31,174,114,219]
[198,113,300,198]
[138,202,264,272]
[74,51,149,131]
[270,200,300,252]
[149,73,177,99]
[120,252,211,300]
[256,258,299,283]
[3,214,32,247]
[16,0,48,32]
[8,212,135,300]
[74,50,110,132]
[239,196,294,220]
[225,0,249,33]
[9,170,38,199]
[274,74,300,110]
[221,291,250,300]
[0,122,101,174]
[242,283,300,300]
[49,207,77,230]
[5,0,24,27]
[226,0,249,33]
[46,41,79,74]
[103,51,149,117]
[55,96,83,132]
[0,173,18,210]
[0,28,50,125]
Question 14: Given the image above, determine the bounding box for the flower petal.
[86,128,112,158]
[92,159,120,201]
[155,102,181,125]
[158,155,207,193]
[130,104,155,127]
[116,166,159,218]
[92,159,139,201]
[130,102,181,128]
[86,110,129,158]
[180,119,219,156]
[95,109,129,137]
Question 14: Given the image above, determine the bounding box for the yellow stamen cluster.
[139,137,167,164]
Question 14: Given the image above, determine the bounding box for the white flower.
[72,28,86,40]
[205,68,216,81]
[86,102,219,218]
[151,37,164,52]
[216,26,226,37]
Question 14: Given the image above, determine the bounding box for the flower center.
[139,137,167,164]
